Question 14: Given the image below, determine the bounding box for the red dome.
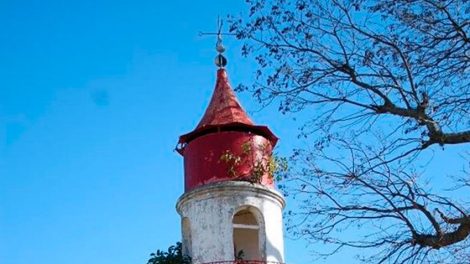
[178,69,277,146]
[196,69,254,129]
[178,68,278,191]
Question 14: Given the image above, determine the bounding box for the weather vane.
[199,17,236,68]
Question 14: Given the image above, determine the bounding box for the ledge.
[176,181,285,214]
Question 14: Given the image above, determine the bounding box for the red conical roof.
[196,69,254,128]
[178,68,277,147]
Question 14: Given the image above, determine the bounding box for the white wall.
[176,181,285,264]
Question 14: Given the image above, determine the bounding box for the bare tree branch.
[230,0,470,262]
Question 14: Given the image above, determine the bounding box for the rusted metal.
[178,68,278,191]
[197,69,254,128]
[178,69,277,147]
[183,131,274,191]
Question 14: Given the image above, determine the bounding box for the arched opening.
[232,208,262,261]
[181,217,192,258]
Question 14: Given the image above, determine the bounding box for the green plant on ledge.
[219,141,288,184]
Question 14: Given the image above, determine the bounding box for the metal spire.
[199,17,235,68]
[214,18,227,68]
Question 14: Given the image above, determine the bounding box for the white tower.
[175,45,285,264]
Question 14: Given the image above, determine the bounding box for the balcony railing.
[202,261,284,264]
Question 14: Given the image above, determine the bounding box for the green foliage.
[219,150,242,177]
[270,155,289,182]
[219,141,288,183]
[147,242,191,264]
[241,141,252,154]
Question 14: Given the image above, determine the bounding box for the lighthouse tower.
[176,36,285,264]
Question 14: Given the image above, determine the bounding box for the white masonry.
[177,181,285,264]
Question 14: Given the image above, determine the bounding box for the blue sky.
[0,1,314,264]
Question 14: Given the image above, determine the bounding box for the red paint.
[179,69,277,145]
[178,68,278,191]
[197,69,254,128]
[183,131,274,191]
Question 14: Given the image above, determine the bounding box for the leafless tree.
[229,0,470,262]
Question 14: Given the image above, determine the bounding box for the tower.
[176,34,285,264]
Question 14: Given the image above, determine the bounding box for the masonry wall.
[176,181,285,264]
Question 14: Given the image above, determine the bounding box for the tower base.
[176,181,285,264]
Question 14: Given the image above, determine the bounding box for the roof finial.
[215,17,225,53]
[199,17,235,68]
[214,17,227,68]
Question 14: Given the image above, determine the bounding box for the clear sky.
[1,1,465,264]
[0,1,314,264]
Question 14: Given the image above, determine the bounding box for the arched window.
[232,208,261,261]
[181,217,192,258]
